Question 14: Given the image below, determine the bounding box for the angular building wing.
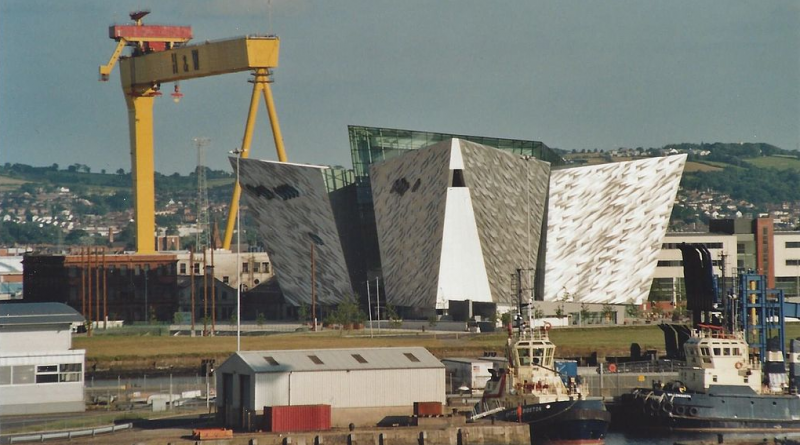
[235,158,353,306]
[545,154,687,304]
[371,139,550,310]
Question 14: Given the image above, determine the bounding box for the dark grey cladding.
[370,143,451,309]
[459,140,550,306]
[370,139,550,310]
[233,158,353,306]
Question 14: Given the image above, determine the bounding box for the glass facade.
[342,125,565,289]
[348,125,565,206]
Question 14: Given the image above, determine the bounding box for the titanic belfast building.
[236,126,685,316]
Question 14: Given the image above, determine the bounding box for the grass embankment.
[75,325,674,374]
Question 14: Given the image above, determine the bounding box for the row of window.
[657,260,722,268]
[177,262,270,275]
[662,243,724,250]
[687,346,742,357]
[68,264,173,278]
[0,363,82,386]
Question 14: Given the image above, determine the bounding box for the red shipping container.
[414,401,443,416]
[264,405,332,432]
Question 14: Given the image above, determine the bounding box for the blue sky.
[1,1,798,174]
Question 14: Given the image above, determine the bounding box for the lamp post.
[230,149,243,352]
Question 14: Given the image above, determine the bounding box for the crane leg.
[261,75,287,162]
[125,93,157,254]
[222,72,265,250]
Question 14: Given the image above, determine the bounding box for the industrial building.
[653,218,800,301]
[0,303,85,415]
[215,347,445,428]
[22,250,275,324]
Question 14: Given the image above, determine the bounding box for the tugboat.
[615,322,800,433]
[614,269,800,433]
[471,306,611,444]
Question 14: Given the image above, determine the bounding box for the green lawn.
[745,156,800,171]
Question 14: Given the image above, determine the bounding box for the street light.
[230,148,243,352]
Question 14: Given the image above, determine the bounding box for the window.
[253,263,260,273]
[713,348,721,356]
[352,354,368,364]
[723,348,730,356]
[243,263,249,273]
[59,363,82,382]
[0,366,10,385]
[180,263,187,274]
[264,356,279,366]
[787,242,800,249]
[308,355,324,365]
[404,353,420,363]
[223,276,229,284]
[262,262,270,274]
[35,364,59,384]
[738,243,745,254]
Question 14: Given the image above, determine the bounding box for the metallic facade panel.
[235,158,353,306]
[459,140,550,306]
[372,139,550,309]
[546,155,686,304]
[370,142,452,309]
[291,369,445,408]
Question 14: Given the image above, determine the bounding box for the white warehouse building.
[216,347,445,428]
[0,303,86,415]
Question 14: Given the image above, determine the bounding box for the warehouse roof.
[0,302,84,326]
[227,347,443,373]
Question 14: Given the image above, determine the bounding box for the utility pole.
[190,246,196,336]
[311,242,317,331]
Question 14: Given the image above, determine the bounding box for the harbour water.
[606,431,800,444]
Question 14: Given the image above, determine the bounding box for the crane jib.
[120,37,280,90]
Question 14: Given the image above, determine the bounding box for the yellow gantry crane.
[100,11,287,254]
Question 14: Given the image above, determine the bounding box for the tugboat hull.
[492,399,610,444]
[615,388,800,433]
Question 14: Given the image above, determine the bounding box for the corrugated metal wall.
[254,372,289,409]
[287,368,445,408]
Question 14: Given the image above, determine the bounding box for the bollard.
[284,437,292,445]
[250,440,258,445]
[315,436,324,445]
[717,433,723,444]
[378,432,386,445]
[348,433,357,445]
[419,431,427,445]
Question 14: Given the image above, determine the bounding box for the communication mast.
[194,137,211,251]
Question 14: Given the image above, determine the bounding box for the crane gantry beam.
[101,12,286,254]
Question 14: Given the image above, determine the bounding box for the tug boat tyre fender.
[674,405,686,416]
[688,407,699,416]
[662,400,673,413]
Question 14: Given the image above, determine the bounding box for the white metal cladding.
[288,368,445,408]
[254,372,289,409]
[0,328,72,355]
[546,155,686,304]
[437,188,492,308]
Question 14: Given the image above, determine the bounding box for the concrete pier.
[5,421,529,445]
